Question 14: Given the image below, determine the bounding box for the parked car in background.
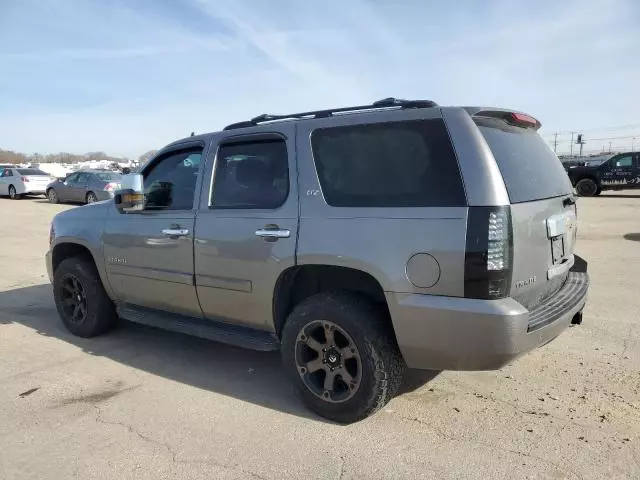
[0,167,54,199]
[46,170,122,204]
[567,152,640,196]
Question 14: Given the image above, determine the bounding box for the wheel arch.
[51,239,115,300]
[272,264,393,338]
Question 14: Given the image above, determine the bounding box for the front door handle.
[255,228,291,240]
[162,228,189,237]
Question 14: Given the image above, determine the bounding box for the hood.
[54,198,111,222]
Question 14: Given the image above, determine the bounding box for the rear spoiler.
[464,107,542,130]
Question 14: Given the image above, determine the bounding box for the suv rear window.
[475,117,572,203]
[310,119,465,207]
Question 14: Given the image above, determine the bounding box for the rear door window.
[17,169,48,175]
[475,117,572,203]
[310,119,465,207]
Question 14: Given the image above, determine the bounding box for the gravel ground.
[0,193,638,480]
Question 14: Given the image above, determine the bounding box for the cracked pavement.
[1,194,639,479]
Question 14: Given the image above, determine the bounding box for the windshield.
[17,168,48,176]
[475,117,572,203]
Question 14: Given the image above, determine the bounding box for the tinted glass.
[211,139,289,209]
[95,172,121,181]
[310,119,465,207]
[2,169,13,177]
[17,169,47,175]
[476,117,572,203]
[144,148,203,210]
[613,155,633,167]
[74,172,90,183]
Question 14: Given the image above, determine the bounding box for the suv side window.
[310,119,466,207]
[614,155,633,168]
[65,173,79,183]
[143,147,203,211]
[211,139,289,209]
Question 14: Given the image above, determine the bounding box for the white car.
[0,167,55,199]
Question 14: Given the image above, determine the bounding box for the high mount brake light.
[510,112,539,127]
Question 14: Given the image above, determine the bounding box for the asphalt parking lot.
[1,194,639,480]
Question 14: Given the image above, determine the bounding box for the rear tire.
[281,291,405,424]
[8,185,20,200]
[576,178,598,197]
[47,189,59,204]
[53,256,117,337]
[86,191,97,204]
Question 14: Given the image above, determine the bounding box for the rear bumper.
[20,186,47,195]
[388,262,589,371]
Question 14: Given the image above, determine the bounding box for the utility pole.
[576,134,585,157]
[632,137,636,152]
[553,132,559,153]
[570,132,575,156]
[609,141,612,153]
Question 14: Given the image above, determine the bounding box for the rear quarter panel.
[295,109,468,296]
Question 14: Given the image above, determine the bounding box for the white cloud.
[0,0,638,157]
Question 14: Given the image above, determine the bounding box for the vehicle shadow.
[0,284,438,422]
[623,233,640,242]
[32,199,84,205]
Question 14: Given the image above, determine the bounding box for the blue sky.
[1,0,639,158]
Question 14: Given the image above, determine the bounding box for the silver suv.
[46,98,589,423]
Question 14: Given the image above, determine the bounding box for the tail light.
[21,176,29,182]
[104,182,117,192]
[464,206,513,299]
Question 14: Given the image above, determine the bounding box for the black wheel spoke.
[306,357,326,373]
[340,346,356,360]
[72,304,81,319]
[339,369,354,384]
[324,324,335,345]
[63,284,75,294]
[323,370,337,391]
[305,336,324,353]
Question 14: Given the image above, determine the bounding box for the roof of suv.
[163,98,541,151]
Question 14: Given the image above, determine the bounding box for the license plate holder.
[551,235,565,264]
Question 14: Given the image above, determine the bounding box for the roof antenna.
[190,131,195,137]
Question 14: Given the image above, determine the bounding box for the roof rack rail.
[223,97,438,130]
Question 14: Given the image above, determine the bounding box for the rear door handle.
[255,228,290,239]
[162,228,189,237]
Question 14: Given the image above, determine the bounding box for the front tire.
[53,256,117,337]
[281,291,405,423]
[47,189,59,204]
[576,178,598,197]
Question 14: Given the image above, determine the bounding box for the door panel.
[57,174,77,202]
[102,144,205,316]
[69,172,89,202]
[103,211,200,316]
[194,125,298,330]
[600,154,634,188]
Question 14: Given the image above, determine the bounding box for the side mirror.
[114,174,144,213]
